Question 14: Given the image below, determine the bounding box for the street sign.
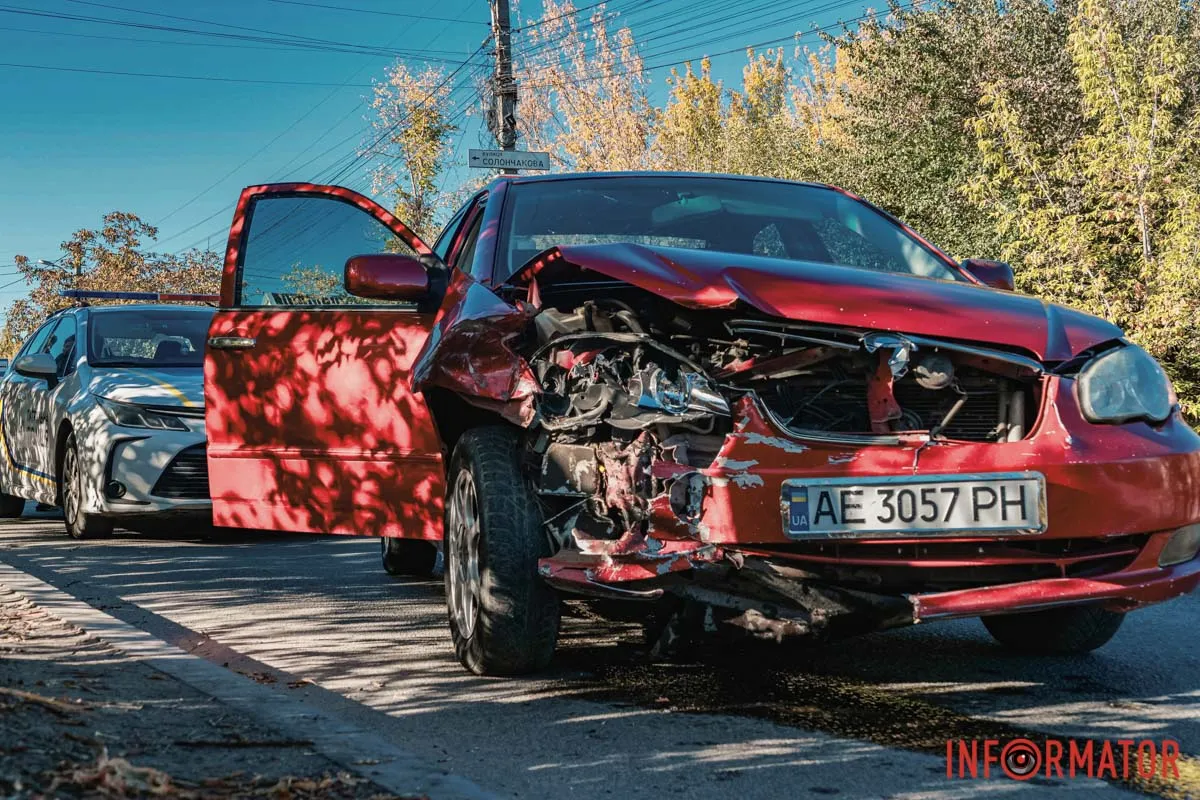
[469,148,551,171]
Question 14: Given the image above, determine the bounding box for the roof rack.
[59,290,219,305]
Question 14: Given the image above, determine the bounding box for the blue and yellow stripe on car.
[0,397,56,485]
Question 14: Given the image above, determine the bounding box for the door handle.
[208,336,256,350]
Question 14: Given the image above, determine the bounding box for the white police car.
[0,293,215,538]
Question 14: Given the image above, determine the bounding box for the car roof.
[487,170,839,191]
[44,303,214,325]
[85,303,215,314]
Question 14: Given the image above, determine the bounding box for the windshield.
[501,176,962,282]
[87,308,214,368]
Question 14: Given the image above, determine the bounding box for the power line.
[61,0,388,47]
[0,23,468,59]
[154,0,484,243]
[0,61,375,87]
[159,42,489,253]
[520,6,893,90]
[261,0,489,24]
[515,0,612,31]
[0,5,466,61]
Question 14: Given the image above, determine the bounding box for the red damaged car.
[205,173,1200,675]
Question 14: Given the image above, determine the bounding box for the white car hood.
[88,368,204,410]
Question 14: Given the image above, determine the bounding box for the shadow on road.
[0,517,1194,797]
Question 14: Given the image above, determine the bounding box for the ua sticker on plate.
[788,485,811,533]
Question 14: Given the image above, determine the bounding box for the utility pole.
[489,0,518,174]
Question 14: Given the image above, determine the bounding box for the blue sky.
[0,0,873,310]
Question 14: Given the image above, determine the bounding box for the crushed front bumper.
[539,376,1200,630]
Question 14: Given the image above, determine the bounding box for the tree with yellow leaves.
[364,62,459,242]
[1,212,219,357]
[967,0,1200,419]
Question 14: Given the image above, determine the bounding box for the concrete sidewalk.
[0,562,486,799]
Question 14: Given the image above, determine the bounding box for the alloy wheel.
[447,468,481,640]
[62,446,80,529]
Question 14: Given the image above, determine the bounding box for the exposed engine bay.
[523,287,1041,558]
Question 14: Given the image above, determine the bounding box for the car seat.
[153,340,185,361]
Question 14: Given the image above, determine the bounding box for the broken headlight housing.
[633,368,730,417]
[1076,344,1173,425]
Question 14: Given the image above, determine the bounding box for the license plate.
[782,472,1046,539]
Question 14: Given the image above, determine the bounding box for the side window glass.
[237,195,418,308]
[17,320,57,361]
[451,212,485,277]
[44,316,78,376]
[433,205,469,263]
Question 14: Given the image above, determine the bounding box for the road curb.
[0,559,495,800]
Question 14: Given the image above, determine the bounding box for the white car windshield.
[501,176,962,282]
[88,308,214,368]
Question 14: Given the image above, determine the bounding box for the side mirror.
[960,258,1015,291]
[14,353,58,382]
[344,254,429,302]
[0,359,9,373]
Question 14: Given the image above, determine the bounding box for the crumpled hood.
[88,368,204,409]
[521,243,1122,361]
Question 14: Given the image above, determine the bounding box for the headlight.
[634,368,730,416]
[1076,345,1173,424]
[97,397,189,431]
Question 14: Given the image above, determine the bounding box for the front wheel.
[444,427,559,675]
[982,605,1125,655]
[61,434,113,540]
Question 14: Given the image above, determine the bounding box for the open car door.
[205,184,445,538]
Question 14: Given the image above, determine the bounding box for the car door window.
[236,195,421,308]
[432,205,469,263]
[44,315,77,377]
[451,211,486,278]
[15,319,58,361]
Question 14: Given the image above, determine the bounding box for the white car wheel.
[61,434,113,540]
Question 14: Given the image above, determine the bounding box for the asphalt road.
[2,510,1196,799]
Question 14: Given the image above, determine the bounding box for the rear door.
[205,184,445,538]
[0,317,62,498]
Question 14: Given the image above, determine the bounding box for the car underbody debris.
[513,280,1044,645]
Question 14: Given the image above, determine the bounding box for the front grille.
[758,365,1031,443]
[151,445,209,500]
[751,535,1148,593]
[893,370,1007,441]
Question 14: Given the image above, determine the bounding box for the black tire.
[61,434,113,540]
[444,427,559,675]
[0,490,23,518]
[982,605,1125,655]
[381,537,438,577]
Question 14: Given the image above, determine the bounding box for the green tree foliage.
[811,0,1079,260]
[1,212,219,357]
[506,0,1200,423]
[967,0,1200,419]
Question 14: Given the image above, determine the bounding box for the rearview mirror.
[14,353,58,382]
[344,254,429,302]
[960,258,1015,291]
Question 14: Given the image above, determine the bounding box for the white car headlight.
[97,397,190,431]
[1076,344,1174,424]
